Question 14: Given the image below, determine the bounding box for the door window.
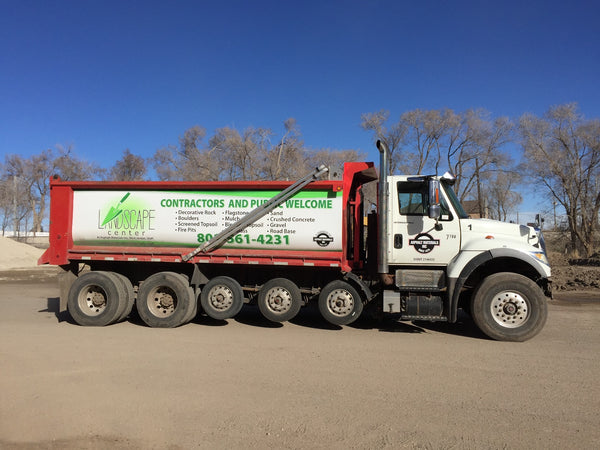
[397,182,452,220]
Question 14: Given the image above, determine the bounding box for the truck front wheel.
[67,271,125,326]
[136,272,195,328]
[318,280,364,326]
[200,276,244,320]
[258,278,302,322]
[471,273,548,342]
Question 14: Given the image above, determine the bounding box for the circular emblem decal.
[408,233,440,254]
[313,231,334,247]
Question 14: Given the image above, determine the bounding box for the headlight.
[530,251,550,266]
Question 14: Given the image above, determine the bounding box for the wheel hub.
[209,286,233,311]
[266,287,292,313]
[90,291,106,307]
[503,302,518,315]
[79,285,107,316]
[491,291,529,328]
[327,289,353,316]
[149,287,176,317]
[158,293,174,308]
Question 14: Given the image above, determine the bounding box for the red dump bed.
[40,162,377,272]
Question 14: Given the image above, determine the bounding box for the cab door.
[389,180,460,265]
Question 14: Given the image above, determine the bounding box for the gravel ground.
[0,278,598,449]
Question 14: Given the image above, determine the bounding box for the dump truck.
[39,141,551,341]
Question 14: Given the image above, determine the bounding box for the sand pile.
[0,236,45,270]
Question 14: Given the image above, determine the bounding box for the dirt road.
[1,277,599,449]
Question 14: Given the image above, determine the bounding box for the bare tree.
[3,151,52,233]
[0,169,31,235]
[108,149,147,181]
[360,110,406,175]
[1,145,101,234]
[305,149,363,180]
[151,126,220,181]
[448,112,514,203]
[361,108,514,204]
[519,103,600,256]
[53,144,104,181]
[0,168,9,233]
[261,119,306,180]
[401,108,450,174]
[209,126,271,180]
[483,171,523,221]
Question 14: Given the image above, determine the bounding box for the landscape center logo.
[409,233,440,254]
[97,192,156,237]
[101,193,130,226]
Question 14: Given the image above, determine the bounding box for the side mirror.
[428,179,441,220]
[428,204,441,220]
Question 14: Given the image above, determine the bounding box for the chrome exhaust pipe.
[376,140,389,275]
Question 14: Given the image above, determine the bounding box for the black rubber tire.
[136,272,195,328]
[470,272,548,342]
[186,288,199,323]
[200,276,244,320]
[318,280,364,326]
[257,278,302,322]
[67,271,124,326]
[112,272,135,322]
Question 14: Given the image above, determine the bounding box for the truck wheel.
[200,276,244,320]
[318,280,363,326]
[136,272,195,328]
[67,271,125,326]
[470,272,548,342]
[112,272,135,322]
[258,278,302,322]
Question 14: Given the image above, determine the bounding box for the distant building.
[462,199,488,219]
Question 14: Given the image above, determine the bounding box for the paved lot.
[1,278,599,449]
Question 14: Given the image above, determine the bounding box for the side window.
[397,182,427,215]
[397,181,453,220]
[439,197,452,220]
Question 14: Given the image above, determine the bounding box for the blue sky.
[1,0,598,217]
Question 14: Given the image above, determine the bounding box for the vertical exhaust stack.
[376,140,390,275]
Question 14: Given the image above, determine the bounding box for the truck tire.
[136,272,195,328]
[200,276,244,320]
[67,271,125,326]
[470,272,548,342]
[318,280,363,326]
[112,272,135,322]
[258,278,302,322]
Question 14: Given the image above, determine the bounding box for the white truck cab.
[377,141,550,341]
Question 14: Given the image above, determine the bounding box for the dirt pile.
[549,251,600,291]
[0,237,44,270]
[569,252,600,267]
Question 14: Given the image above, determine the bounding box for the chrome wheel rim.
[490,291,529,328]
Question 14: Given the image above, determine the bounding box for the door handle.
[394,234,402,249]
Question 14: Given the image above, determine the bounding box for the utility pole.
[475,158,484,218]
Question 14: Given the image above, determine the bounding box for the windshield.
[442,181,469,219]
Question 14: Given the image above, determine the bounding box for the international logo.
[313,231,334,247]
[409,233,440,254]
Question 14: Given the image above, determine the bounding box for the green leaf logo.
[101,193,131,226]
